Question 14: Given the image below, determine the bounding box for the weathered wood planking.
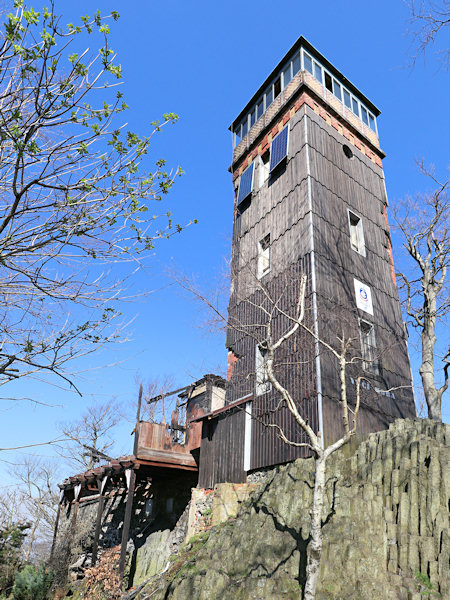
[198,406,246,488]
[304,106,415,445]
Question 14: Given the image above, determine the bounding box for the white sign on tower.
[354,278,374,315]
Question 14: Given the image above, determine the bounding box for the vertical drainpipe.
[304,105,324,449]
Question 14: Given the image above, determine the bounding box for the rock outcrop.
[137,419,448,600]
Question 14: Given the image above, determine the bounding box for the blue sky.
[1,0,448,484]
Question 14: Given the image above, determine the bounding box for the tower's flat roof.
[230,36,381,131]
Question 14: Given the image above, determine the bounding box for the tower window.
[343,145,354,160]
[313,61,323,84]
[348,211,366,256]
[265,85,273,109]
[255,344,271,395]
[283,63,292,88]
[292,53,300,76]
[237,163,254,206]
[269,125,289,172]
[351,97,360,117]
[256,97,264,120]
[258,234,271,279]
[258,151,270,188]
[343,89,351,109]
[361,106,369,126]
[333,79,342,101]
[359,320,380,376]
[303,52,313,75]
[324,72,333,93]
[274,77,281,99]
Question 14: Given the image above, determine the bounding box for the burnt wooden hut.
[195,36,416,488]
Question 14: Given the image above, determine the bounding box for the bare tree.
[58,399,121,470]
[8,458,59,561]
[0,2,190,397]
[177,268,405,600]
[395,164,449,421]
[407,1,450,67]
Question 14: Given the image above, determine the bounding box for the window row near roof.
[302,50,377,133]
[233,48,377,148]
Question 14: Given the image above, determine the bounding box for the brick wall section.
[226,350,238,381]
[232,89,383,183]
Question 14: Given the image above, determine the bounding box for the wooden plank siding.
[198,407,246,489]
[304,106,415,446]
[227,255,318,472]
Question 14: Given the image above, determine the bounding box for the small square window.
[348,211,366,256]
[255,344,271,395]
[258,234,270,279]
[359,320,380,376]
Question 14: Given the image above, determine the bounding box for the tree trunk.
[420,295,442,421]
[304,455,326,600]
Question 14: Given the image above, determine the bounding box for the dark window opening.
[324,72,333,92]
[274,77,281,98]
[343,145,353,159]
[256,98,264,120]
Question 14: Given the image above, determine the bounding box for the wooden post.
[118,468,136,580]
[118,384,142,581]
[49,491,64,561]
[68,483,82,554]
[91,475,108,566]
